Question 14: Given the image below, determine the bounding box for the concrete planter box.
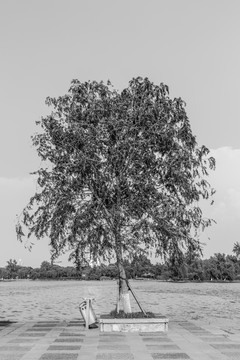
[99,315,169,332]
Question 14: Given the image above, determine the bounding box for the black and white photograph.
[0,1,240,359]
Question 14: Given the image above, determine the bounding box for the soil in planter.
[108,310,156,319]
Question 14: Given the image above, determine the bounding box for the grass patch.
[109,310,155,319]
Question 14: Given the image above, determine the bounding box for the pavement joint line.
[168,323,232,360]
[0,323,25,338]
[0,323,31,344]
[77,329,99,359]
[1,320,240,360]
[127,332,154,360]
[10,323,72,360]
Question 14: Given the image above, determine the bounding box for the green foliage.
[130,254,152,278]
[233,242,240,259]
[16,77,215,267]
[1,250,240,281]
[0,267,11,279]
[6,259,19,279]
[17,266,33,279]
[202,253,237,281]
[40,261,52,272]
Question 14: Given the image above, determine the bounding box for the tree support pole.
[85,298,89,330]
[117,275,147,315]
[126,279,147,316]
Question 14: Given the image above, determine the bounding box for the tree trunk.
[117,261,132,313]
[115,240,132,314]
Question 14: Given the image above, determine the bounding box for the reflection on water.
[1,280,240,331]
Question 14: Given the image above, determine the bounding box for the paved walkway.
[1,319,240,360]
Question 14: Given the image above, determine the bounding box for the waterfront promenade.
[1,319,240,360]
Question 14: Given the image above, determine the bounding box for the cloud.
[0,176,36,218]
[0,176,72,268]
[209,147,240,219]
[227,188,240,216]
[201,147,240,256]
[0,176,51,267]
[210,147,240,187]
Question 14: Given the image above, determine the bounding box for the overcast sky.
[0,0,239,267]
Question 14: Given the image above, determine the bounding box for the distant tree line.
[0,260,81,281]
[1,243,240,282]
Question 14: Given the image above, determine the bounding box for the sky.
[0,0,240,268]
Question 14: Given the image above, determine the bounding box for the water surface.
[1,280,239,332]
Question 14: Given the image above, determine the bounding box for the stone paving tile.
[39,353,78,360]
[180,329,214,337]
[54,338,84,343]
[47,344,81,350]
[26,328,51,332]
[0,355,24,360]
[147,344,180,351]
[188,332,213,337]
[198,331,226,336]
[178,323,212,333]
[18,332,46,337]
[177,321,198,326]
[68,320,83,323]
[151,353,191,359]
[200,336,230,342]
[179,327,210,333]
[211,344,240,350]
[178,322,200,327]
[142,337,173,342]
[99,333,126,336]
[96,354,134,359]
[33,325,55,328]
[66,325,84,328]
[221,352,240,359]
[98,344,130,351]
[59,332,85,337]
[99,337,127,342]
[0,326,11,332]
[187,330,211,334]
[139,332,168,337]
[2,320,240,360]
[36,322,59,325]
[0,345,32,351]
[0,325,23,337]
[8,338,39,343]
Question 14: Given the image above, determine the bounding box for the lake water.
[1,280,240,333]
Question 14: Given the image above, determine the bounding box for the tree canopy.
[17,77,215,267]
[2,251,240,282]
[233,242,240,259]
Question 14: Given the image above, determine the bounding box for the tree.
[131,254,153,278]
[40,261,52,272]
[16,77,215,313]
[203,257,219,280]
[202,253,236,281]
[233,242,240,259]
[6,259,19,279]
[18,266,32,279]
[0,267,10,279]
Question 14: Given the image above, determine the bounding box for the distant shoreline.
[1,278,240,283]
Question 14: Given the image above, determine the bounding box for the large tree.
[16,77,215,313]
